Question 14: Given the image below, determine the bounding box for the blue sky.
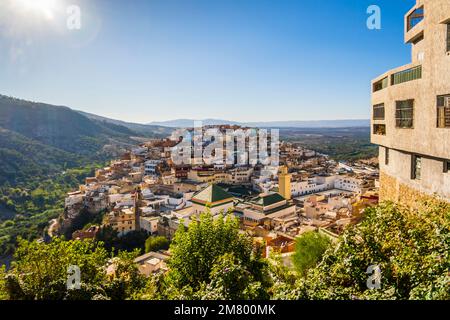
[0,0,415,123]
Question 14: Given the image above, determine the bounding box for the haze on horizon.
[0,0,414,124]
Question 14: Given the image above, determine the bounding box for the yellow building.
[104,208,136,236]
[278,166,292,200]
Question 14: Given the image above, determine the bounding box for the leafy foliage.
[196,252,268,299]
[1,201,449,300]
[5,238,109,300]
[103,250,147,300]
[136,211,271,300]
[0,164,102,257]
[167,212,257,290]
[62,208,105,240]
[0,238,145,300]
[0,265,6,300]
[292,201,450,300]
[145,236,170,253]
[266,252,302,300]
[292,231,331,276]
[95,227,148,254]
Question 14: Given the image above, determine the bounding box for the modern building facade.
[371,0,450,205]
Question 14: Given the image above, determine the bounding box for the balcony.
[407,6,424,31]
[405,6,425,44]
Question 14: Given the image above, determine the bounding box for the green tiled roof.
[251,193,286,207]
[192,184,234,204]
[227,186,254,197]
[262,203,295,215]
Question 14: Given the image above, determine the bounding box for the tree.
[0,162,104,257]
[95,225,119,252]
[0,265,7,300]
[103,250,146,300]
[167,212,253,290]
[2,237,146,300]
[296,201,450,300]
[145,236,169,253]
[95,227,148,254]
[196,252,267,300]
[118,231,149,253]
[266,252,301,300]
[292,231,331,276]
[63,208,105,240]
[7,237,109,300]
[137,211,271,299]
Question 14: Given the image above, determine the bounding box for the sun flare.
[17,0,58,20]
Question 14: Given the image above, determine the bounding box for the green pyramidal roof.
[192,184,234,204]
[251,193,286,207]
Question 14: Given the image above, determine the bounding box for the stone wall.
[380,171,448,209]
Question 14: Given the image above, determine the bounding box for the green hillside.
[0,95,144,155]
[0,95,172,257]
[0,94,171,186]
[0,128,80,185]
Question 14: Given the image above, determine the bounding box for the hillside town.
[58,125,379,276]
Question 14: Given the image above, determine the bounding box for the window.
[373,124,386,135]
[437,95,450,128]
[391,65,422,85]
[373,104,385,120]
[385,148,389,165]
[411,155,422,180]
[407,6,424,31]
[444,161,450,173]
[396,100,414,128]
[447,24,450,52]
[373,77,388,92]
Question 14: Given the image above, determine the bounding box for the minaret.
[134,187,142,232]
[279,166,292,200]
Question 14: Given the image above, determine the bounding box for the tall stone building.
[278,166,292,200]
[371,0,450,205]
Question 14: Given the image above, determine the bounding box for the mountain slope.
[149,118,240,128]
[0,94,171,185]
[0,95,139,155]
[0,95,175,257]
[0,127,80,185]
[149,118,370,128]
[78,110,172,137]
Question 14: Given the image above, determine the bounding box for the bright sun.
[17,0,58,20]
